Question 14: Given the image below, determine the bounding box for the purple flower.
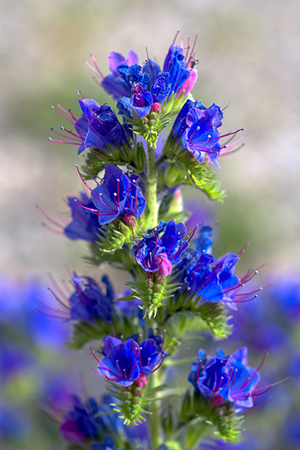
[82,102,129,153]
[175,226,260,309]
[86,164,145,225]
[43,273,115,324]
[172,98,244,166]
[64,191,102,242]
[101,50,139,99]
[188,347,261,409]
[94,335,165,386]
[163,43,191,94]
[50,99,130,155]
[58,394,121,445]
[135,221,189,277]
[130,83,153,118]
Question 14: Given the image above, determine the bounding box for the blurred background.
[1,0,300,449]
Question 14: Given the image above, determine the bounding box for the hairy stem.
[147,144,158,228]
[146,145,161,448]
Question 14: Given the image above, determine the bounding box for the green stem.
[147,144,158,228]
[145,144,162,449]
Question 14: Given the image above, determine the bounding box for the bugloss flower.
[50,99,129,155]
[36,191,103,244]
[101,50,139,99]
[175,226,260,309]
[188,347,261,409]
[135,221,189,277]
[64,191,102,242]
[43,273,115,324]
[171,100,243,166]
[94,335,165,386]
[77,164,146,226]
[171,100,223,165]
[59,394,121,446]
[163,40,196,97]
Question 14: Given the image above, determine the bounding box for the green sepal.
[95,214,150,254]
[125,268,182,318]
[83,141,145,179]
[107,382,149,425]
[161,405,175,440]
[159,289,232,339]
[67,313,142,349]
[124,109,171,148]
[160,91,189,116]
[179,390,244,446]
[164,138,225,201]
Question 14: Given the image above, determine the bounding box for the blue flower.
[130,83,153,118]
[101,50,139,99]
[171,100,224,165]
[151,72,172,103]
[135,221,189,277]
[90,164,146,225]
[64,191,102,242]
[94,335,165,386]
[59,394,121,445]
[163,43,191,95]
[50,99,130,155]
[188,347,261,409]
[0,402,29,440]
[82,102,129,152]
[69,274,115,322]
[92,436,119,450]
[175,226,260,309]
[43,273,115,324]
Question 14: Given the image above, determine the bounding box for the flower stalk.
[42,34,275,450]
[147,143,158,228]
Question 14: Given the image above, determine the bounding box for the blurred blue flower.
[189,347,261,409]
[175,226,260,309]
[59,394,122,446]
[64,191,103,242]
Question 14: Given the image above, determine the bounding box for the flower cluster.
[38,34,285,450]
[89,37,198,119]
